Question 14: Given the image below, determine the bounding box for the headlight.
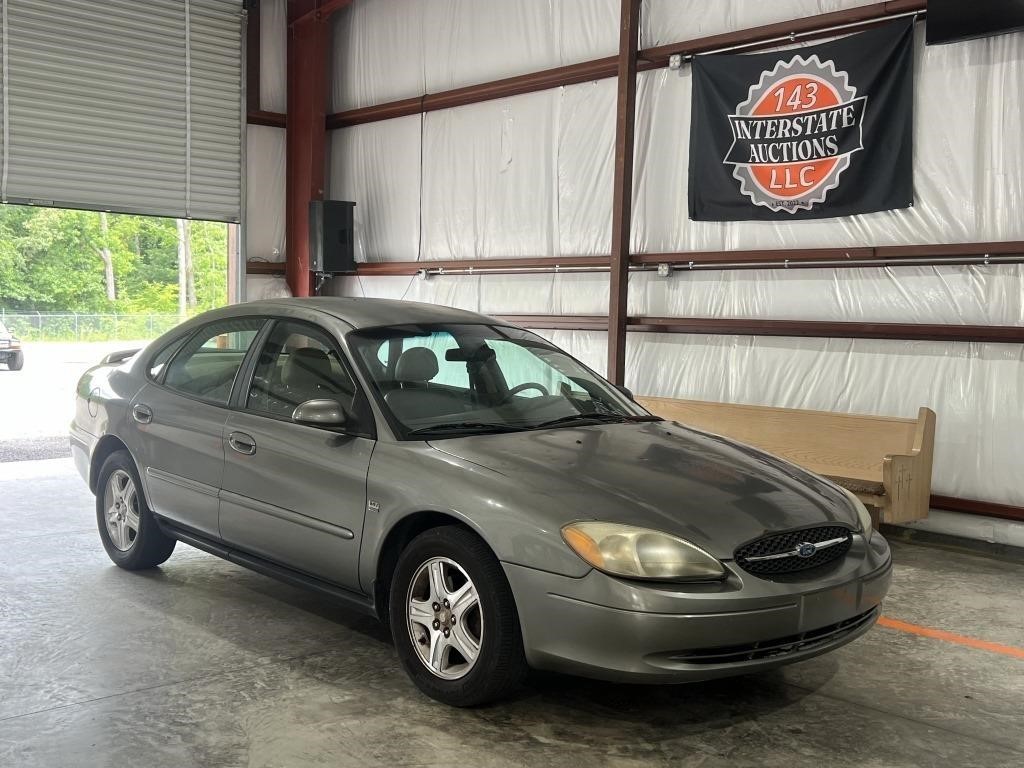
[561,522,725,581]
[840,487,874,542]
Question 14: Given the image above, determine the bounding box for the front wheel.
[7,351,23,371]
[389,526,527,706]
[96,450,176,569]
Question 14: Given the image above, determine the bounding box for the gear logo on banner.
[724,56,867,213]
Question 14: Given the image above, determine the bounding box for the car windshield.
[348,323,658,438]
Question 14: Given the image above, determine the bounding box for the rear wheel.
[96,450,175,569]
[7,351,22,371]
[389,526,527,706]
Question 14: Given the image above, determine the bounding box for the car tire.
[95,450,176,570]
[7,351,23,371]
[389,525,527,707]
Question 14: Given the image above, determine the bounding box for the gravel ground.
[0,436,71,463]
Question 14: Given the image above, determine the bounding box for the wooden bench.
[635,397,936,524]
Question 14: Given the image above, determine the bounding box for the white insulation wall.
[323,1,1024,508]
[246,0,289,300]
[331,0,619,111]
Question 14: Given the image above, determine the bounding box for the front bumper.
[504,532,892,683]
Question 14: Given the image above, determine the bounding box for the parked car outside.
[0,321,24,370]
[70,298,892,706]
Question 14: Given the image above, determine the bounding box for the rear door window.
[162,318,265,405]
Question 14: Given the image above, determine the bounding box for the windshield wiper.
[531,412,659,430]
[407,421,525,437]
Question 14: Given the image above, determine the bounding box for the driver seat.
[385,347,466,421]
[282,347,337,405]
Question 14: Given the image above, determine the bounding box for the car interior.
[163,348,251,404]
[249,341,359,419]
[363,334,616,434]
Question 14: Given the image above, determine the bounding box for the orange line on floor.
[878,616,1024,660]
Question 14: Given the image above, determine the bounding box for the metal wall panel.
[0,0,241,221]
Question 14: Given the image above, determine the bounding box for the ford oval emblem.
[797,542,817,558]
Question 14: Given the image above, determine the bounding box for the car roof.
[223,297,498,331]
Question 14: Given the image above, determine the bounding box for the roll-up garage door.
[0,0,241,222]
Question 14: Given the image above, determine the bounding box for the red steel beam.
[875,241,1024,258]
[629,317,1024,344]
[284,0,353,296]
[325,0,926,130]
[356,256,610,276]
[498,315,610,332]
[246,0,260,111]
[245,260,287,274]
[247,110,286,128]
[632,248,876,265]
[349,241,1024,276]
[327,57,618,129]
[632,241,1024,268]
[930,495,1024,524]
[491,314,1024,345]
[607,0,641,386]
[290,0,352,26]
[284,0,336,296]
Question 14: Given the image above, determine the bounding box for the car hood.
[429,421,857,559]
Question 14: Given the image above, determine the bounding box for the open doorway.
[0,204,231,452]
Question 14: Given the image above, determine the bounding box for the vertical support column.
[246,0,261,111]
[606,0,641,385]
[285,1,328,297]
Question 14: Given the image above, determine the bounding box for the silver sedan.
[71,298,891,706]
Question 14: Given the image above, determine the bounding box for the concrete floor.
[1,458,1023,768]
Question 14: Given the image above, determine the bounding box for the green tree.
[0,204,228,317]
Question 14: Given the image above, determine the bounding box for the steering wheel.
[503,382,549,400]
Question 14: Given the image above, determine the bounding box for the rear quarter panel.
[71,361,148,490]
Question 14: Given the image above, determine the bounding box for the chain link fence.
[0,312,185,341]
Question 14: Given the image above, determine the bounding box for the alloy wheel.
[406,557,483,680]
[103,469,140,552]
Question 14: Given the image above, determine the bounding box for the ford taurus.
[71,298,892,706]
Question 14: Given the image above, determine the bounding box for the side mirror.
[292,399,349,427]
[615,384,635,401]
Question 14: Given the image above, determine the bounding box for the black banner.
[688,20,915,221]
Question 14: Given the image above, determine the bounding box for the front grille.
[669,607,879,665]
[734,525,852,577]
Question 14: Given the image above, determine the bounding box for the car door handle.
[228,431,257,455]
[132,404,153,424]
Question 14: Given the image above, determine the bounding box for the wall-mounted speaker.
[309,200,356,274]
